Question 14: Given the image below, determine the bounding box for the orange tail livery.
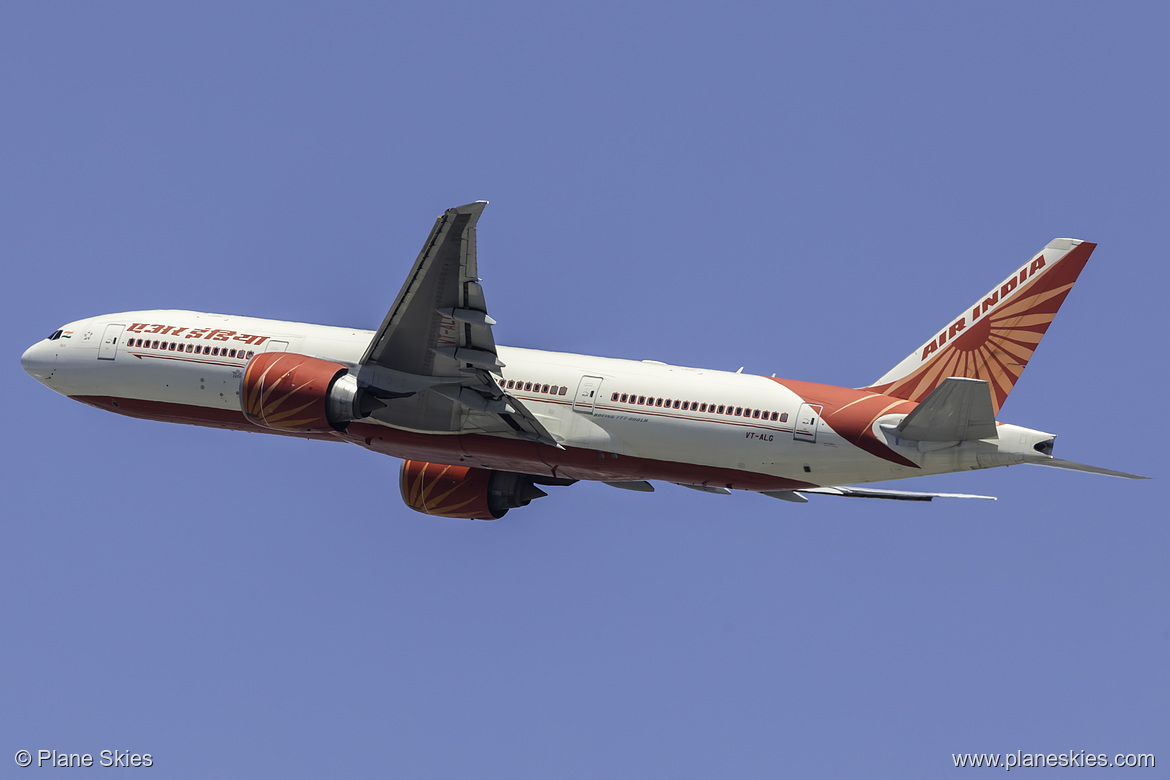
[865,238,1095,414]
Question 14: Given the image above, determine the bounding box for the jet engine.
[399,460,557,520]
[241,352,367,433]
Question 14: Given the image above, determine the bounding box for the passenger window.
[771,412,778,421]
[559,387,567,395]
[620,394,628,402]
[638,396,646,404]
[753,409,761,418]
[780,412,788,422]
[542,384,550,393]
[681,401,689,410]
[735,407,742,416]
[611,393,619,401]
[524,382,532,391]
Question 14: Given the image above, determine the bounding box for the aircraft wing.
[356,201,557,445]
[763,486,997,502]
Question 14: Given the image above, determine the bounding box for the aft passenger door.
[794,403,822,443]
[572,375,604,414]
[97,324,125,360]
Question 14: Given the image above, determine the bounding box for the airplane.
[21,201,1145,519]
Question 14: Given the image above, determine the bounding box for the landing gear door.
[98,324,125,361]
[794,403,822,443]
[573,375,604,414]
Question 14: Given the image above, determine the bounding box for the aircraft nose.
[21,340,57,382]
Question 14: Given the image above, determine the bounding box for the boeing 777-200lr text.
[21,202,1145,518]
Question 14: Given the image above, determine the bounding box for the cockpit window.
[47,329,63,341]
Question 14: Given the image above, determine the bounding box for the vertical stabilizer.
[865,238,1095,414]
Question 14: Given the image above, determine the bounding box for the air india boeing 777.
[21,202,1145,518]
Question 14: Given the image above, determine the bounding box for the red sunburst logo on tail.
[866,239,1095,414]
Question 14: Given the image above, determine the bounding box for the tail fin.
[865,238,1095,414]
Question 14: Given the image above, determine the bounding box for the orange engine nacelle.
[241,352,358,433]
[399,460,552,520]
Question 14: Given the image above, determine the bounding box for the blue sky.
[2,2,1166,776]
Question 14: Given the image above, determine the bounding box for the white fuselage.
[21,309,1055,491]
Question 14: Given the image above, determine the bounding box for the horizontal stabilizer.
[797,486,997,501]
[888,377,997,442]
[1029,458,1148,480]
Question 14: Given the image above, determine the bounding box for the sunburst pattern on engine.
[400,460,498,519]
[241,352,350,432]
